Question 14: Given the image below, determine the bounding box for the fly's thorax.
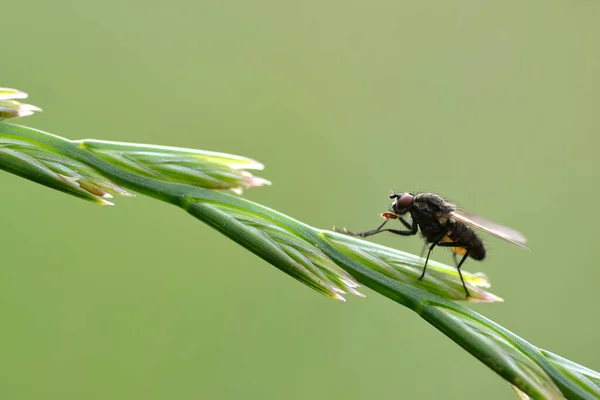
[410,207,447,243]
[409,194,455,240]
[413,193,456,215]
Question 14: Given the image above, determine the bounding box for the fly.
[338,192,529,297]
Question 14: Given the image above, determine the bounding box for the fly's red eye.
[396,193,414,208]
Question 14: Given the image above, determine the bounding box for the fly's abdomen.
[467,239,486,260]
[447,221,486,261]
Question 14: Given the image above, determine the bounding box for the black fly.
[338,192,529,297]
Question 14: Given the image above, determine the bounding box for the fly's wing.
[450,209,530,251]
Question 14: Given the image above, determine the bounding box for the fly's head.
[389,192,415,216]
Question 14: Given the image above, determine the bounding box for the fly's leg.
[339,217,417,238]
[398,216,412,230]
[419,242,428,259]
[435,242,472,298]
[338,219,389,237]
[418,232,447,282]
[456,251,471,298]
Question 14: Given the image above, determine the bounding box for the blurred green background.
[2,1,599,399]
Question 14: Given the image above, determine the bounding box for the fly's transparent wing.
[450,209,530,251]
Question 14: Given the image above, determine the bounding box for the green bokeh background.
[2,1,599,399]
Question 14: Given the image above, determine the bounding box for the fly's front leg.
[398,216,412,230]
[339,217,418,238]
[337,219,389,237]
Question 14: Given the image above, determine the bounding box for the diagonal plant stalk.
[0,91,598,399]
